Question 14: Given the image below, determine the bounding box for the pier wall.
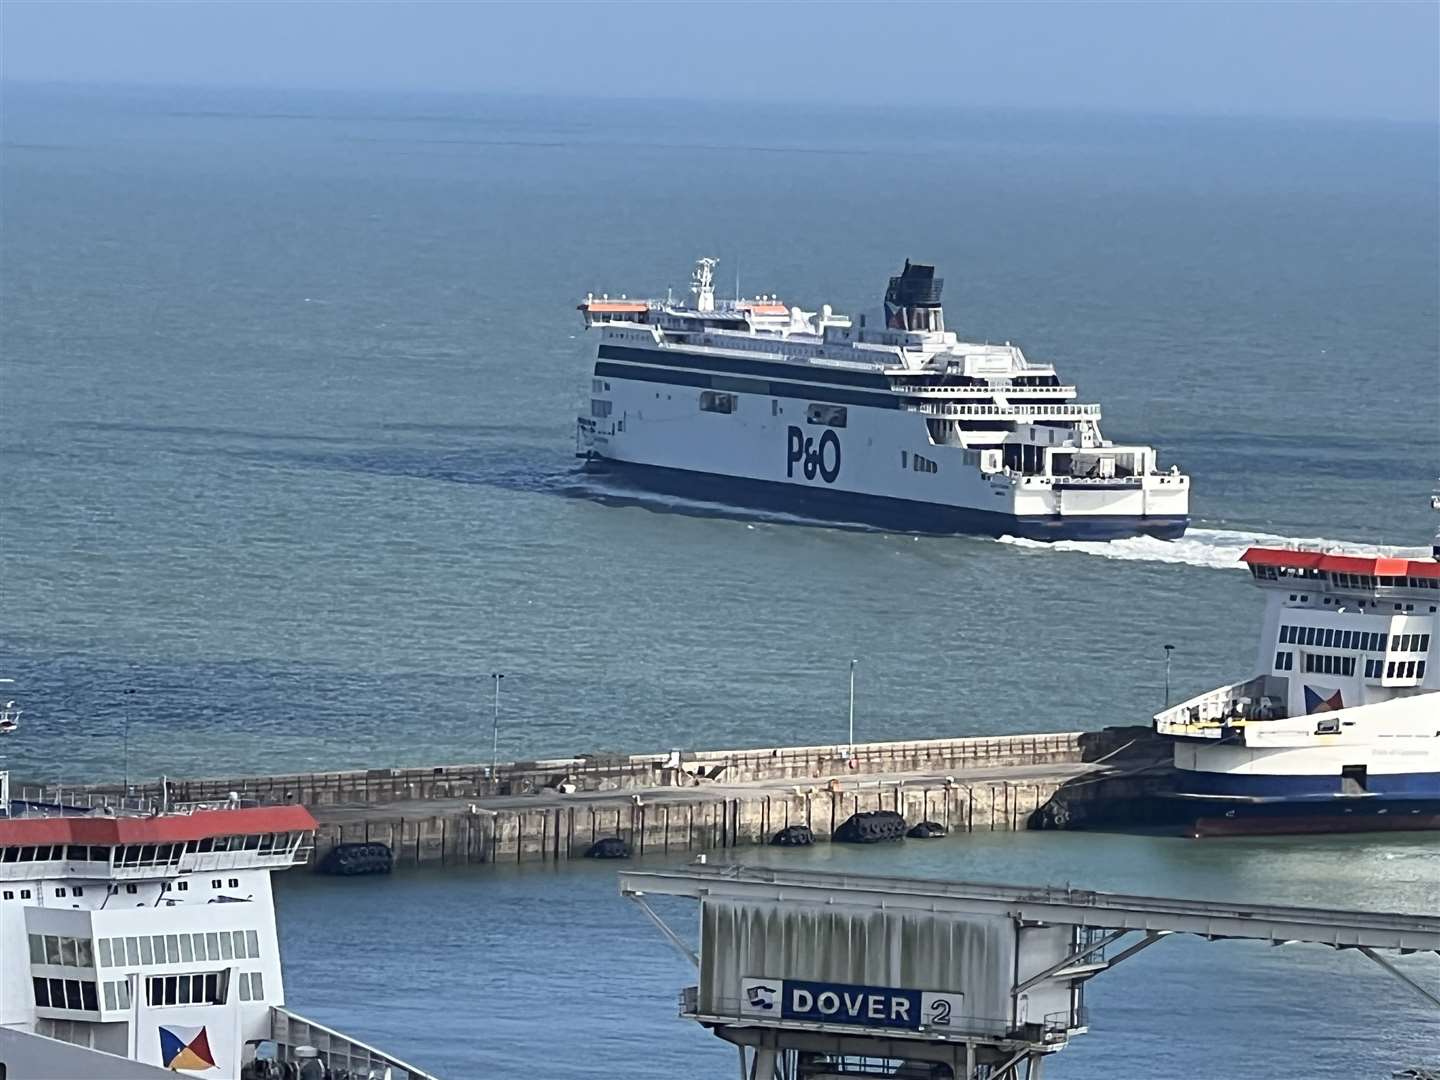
[57,730,1107,808]
[310,778,1066,869]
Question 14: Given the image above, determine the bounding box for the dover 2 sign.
[740,977,965,1033]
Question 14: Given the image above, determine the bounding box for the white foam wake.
[996,527,1430,571]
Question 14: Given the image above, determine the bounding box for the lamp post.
[1163,644,1176,707]
[490,673,505,780]
[847,659,858,754]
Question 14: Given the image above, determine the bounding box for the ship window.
[20,889,30,899]
[219,933,234,961]
[1387,661,1396,678]
[1392,635,1401,650]
[65,980,83,1010]
[228,878,239,889]
[250,971,264,999]
[81,981,98,1011]
[699,390,737,414]
[206,932,220,958]
[44,935,62,965]
[1420,661,1428,678]
[1322,628,1334,647]
[589,399,612,419]
[139,936,154,965]
[117,979,132,1009]
[49,978,64,1007]
[233,930,247,957]
[1421,635,1431,651]
[806,403,847,428]
[32,978,49,1007]
[28,934,43,964]
[245,929,259,957]
[103,980,117,1011]
[76,939,93,968]
[125,937,140,965]
[73,886,83,898]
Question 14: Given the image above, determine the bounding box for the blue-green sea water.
[2,84,1437,1078]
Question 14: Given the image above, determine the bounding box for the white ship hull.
[579,349,1189,540]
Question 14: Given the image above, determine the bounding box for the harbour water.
[3,85,1437,1078]
[275,832,1440,1079]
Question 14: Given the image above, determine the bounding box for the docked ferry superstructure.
[0,774,434,1078]
[1154,503,1440,836]
[577,259,1189,540]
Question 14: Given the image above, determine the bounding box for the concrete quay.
[34,729,1159,871]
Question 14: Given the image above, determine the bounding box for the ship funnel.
[884,260,944,332]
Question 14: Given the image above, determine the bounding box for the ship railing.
[266,1006,439,1080]
[893,382,1078,397]
[906,402,1101,419]
[1155,678,1288,734]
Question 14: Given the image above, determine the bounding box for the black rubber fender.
[584,836,631,859]
[771,824,815,847]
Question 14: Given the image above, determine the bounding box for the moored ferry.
[0,771,435,1078]
[1154,493,1440,837]
[576,258,1189,540]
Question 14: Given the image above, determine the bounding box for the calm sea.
[2,84,1436,1078]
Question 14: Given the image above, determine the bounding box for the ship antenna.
[1431,478,1440,560]
[735,254,741,307]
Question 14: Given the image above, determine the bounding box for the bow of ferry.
[1154,509,1440,836]
[576,258,1189,540]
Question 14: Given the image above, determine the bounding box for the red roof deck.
[0,804,316,847]
[1242,547,1440,579]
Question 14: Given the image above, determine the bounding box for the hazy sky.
[3,1,1437,122]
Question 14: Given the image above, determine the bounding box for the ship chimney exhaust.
[884,260,944,332]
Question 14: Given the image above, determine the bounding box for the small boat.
[0,679,18,734]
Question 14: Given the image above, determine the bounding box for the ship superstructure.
[0,775,433,1078]
[576,258,1189,540]
[1154,500,1440,835]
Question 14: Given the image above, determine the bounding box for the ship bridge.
[621,863,1440,1080]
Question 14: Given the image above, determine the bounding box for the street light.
[1163,644,1176,707]
[847,659,858,754]
[490,673,505,780]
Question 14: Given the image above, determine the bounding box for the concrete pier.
[27,729,1157,871]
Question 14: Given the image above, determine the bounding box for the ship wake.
[996,527,1430,571]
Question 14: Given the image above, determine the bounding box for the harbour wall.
[53,729,1126,807]
[24,727,1165,871]
[311,777,1071,869]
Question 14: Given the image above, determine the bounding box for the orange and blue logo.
[1303,686,1344,714]
[159,1025,216,1071]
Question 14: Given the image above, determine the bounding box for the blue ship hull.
[583,458,1189,542]
[1169,769,1440,836]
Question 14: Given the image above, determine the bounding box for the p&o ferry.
[1154,492,1440,837]
[576,259,1189,540]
